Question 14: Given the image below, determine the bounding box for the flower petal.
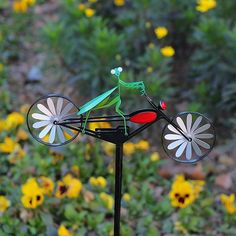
[194,138,210,149]
[165,134,183,140]
[56,98,63,115]
[167,139,185,150]
[47,98,56,115]
[49,126,56,144]
[167,124,180,134]
[186,142,192,160]
[194,124,211,135]
[39,124,53,139]
[176,117,187,133]
[186,114,192,133]
[37,104,52,117]
[195,133,213,139]
[191,116,202,132]
[33,120,50,129]
[61,103,74,117]
[32,113,50,121]
[192,140,202,156]
[57,126,65,143]
[175,142,188,158]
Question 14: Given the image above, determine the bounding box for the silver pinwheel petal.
[164,113,214,161]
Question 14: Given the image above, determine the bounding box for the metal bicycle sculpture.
[27,67,216,236]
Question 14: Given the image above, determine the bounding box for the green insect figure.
[77,67,146,135]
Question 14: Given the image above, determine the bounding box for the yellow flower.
[100,192,114,210]
[220,194,236,214]
[0,63,4,73]
[58,224,73,236]
[89,119,111,131]
[169,175,195,208]
[102,142,115,157]
[191,180,205,198]
[0,137,17,153]
[25,0,36,6]
[0,120,5,132]
[85,8,95,17]
[21,178,44,209]
[196,0,217,12]
[0,196,10,213]
[150,152,160,162]
[5,112,25,130]
[154,26,168,39]
[123,142,136,156]
[135,140,150,151]
[8,144,26,164]
[16,128,28,141]
[39,176,54,195]
[71,165,80,175]
[56,175,82,198]
[161,46,175,57]
[123,193,131,202]
[13,1,28,13]
[114,0,125,7]
[50,150,64,164]
[55,181,68,199]
[78,3,86,11]
[89,176,107,188]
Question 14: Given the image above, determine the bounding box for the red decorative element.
[130,111,157,124]
[160,101,167,110]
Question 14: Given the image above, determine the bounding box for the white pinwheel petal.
[176,142,188,158]
[194,138,210,149]
[167,139,185,150]
[61,103,73,117]
[167,124,180,134]
[57,126,65,143]
[165,134,183,140]
[39,124,53,139]
[191,116,202,132]
[186,114,192,133]
[186,142,192,160]
[47,98,56,115]
[49,126,56,144]
[56,98,63,115]
[32,113,50,121]
[194,124,211,135]
[62,126,75,137]
[33,120,50,129]
[37,104,52,117]
[195,133,213,139]
[176,117,187,133]
[192,140,202,156]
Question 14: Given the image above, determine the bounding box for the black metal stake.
[114,144,123,236]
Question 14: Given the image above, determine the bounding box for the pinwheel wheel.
[162,112,215,163]
[27,95,80,146]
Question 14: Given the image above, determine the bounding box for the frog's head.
[111,67,123,78]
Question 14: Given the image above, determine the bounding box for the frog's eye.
[118,67,123,72]
[111,69,115,75]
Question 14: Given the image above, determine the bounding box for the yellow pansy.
[58,224,73,236]
[67,178,83,198]
[161,46,175,57]
[13,1,28,13]
[0,120,5,132]
[220,194,236,214]
[0,196,10,213]
[39,176,54,195]
[85,8,95,17]
[154,26,168,39]
[16,128,28,141]
[55,181,68,199]
[0,137,18,153]
[122,193,131,202]
[135,140,150,151]
[78,3,86,11]
[89,119,111,131]
[169,175,195,208]
[150,152,160,162]
[5,112,25,130]
[114,0,125,7]
[123,142,136,156]
[100,192,114,210]
[71,165,80,175]
[89,176,107,188]
[196,0,217,13]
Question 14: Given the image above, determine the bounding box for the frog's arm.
[119,80,145,95]
[77,86,118,115]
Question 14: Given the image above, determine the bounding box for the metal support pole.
[114,144,123,236]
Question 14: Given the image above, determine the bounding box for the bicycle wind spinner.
[27,67,216,236]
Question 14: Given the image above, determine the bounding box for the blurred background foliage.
[1,0,236,235]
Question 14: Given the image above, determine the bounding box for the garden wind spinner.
[27,67,216,236]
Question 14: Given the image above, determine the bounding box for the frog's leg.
[115,98,128,136]
[82,110,92,133]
